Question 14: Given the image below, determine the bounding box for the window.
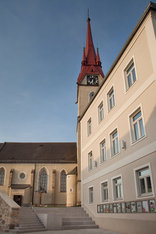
[19,172,26,180]
[130,108,145,143]
[89,187,93,203]
[60,170,66,192]
[110,129,119,156]
[101,182,108,202]
[136,167,153,197]
[0,167,5,186]
[98,102,104,122]
[107,87,115,111]
[39,168,48,192]
[100,140,107,163]
[87,118,92,136]
[89,91,94,102]
[88,151,93,171]
[125,60,136,90]
[113,176,123,200]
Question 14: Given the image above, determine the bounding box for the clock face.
[87,75,98,86]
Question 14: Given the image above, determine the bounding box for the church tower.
[77,17,104,117]
[76,17,104,206]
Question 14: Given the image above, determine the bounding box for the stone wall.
[0,191,20,231]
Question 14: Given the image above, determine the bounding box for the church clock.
[87,75,98,86]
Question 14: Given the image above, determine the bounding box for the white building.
[77,2,156,234]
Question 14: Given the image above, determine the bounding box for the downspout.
[32,163,36,206]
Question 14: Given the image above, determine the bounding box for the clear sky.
[0,0,155,143]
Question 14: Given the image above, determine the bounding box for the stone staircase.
[13,207,46,233]
[61,207,98,230]
[34,206,99,230]
[62,217,98,230]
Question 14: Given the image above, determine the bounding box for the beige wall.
[79,10,156,234]
[0,163,77,206]
[77,74,104,117]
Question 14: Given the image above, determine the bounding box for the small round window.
[19,172,26,179]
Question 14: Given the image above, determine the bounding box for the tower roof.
[85,17,96,65]
[77,18,104,84]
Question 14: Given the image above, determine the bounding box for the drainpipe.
[32,163,36,206]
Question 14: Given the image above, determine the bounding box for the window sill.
[88,202,94,205]
[98,119,104,125]
[87,134,92,137]
[113,198,123,202]
[131,135,147,146]
[136,193,154,199]
[99,159,107,165]
[88,168,94,172]
[125,81,137,94]
[108,106,115,113]
[111,152,120,158]
[101,200,109,204]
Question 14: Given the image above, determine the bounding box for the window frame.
[0,167,5,186]
[88,151,93,171]
[60,170,67,193]
[134,164,154,198]
[100,139,107,163]
[101,180,108,203]
[112,175,123,201]
[107,87,115,111]
[110,129,120,157]
[87,118,92,136]
[124,59,137,91]
[38,167,48,193]
[98,101,104,123]
[129,107,145,144]
[88,186,94,204]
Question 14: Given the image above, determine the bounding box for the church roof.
[77,18,104,84]
[0,142,77,163]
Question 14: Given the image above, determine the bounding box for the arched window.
[39,168,47,192]
[0,167,5,186]
[60,170,66,192]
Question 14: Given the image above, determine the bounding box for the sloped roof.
[0,142,77,163]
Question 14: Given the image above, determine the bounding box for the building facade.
[0,142,77,207]
[77,2,156,234]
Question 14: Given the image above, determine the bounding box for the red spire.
[96,48,101,66]
[85,18,96,65]
[77,17,104,84]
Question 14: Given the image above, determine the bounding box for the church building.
[0,142,77,207]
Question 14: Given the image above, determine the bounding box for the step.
[19,221,41,225]
[18,226,45,230]
[63,221,96,225]
[62,217,92,222]
[15,228,46,233]
[63,224,99,230]
[19,224,44,228]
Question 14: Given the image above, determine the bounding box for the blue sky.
[0,0,154,142]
